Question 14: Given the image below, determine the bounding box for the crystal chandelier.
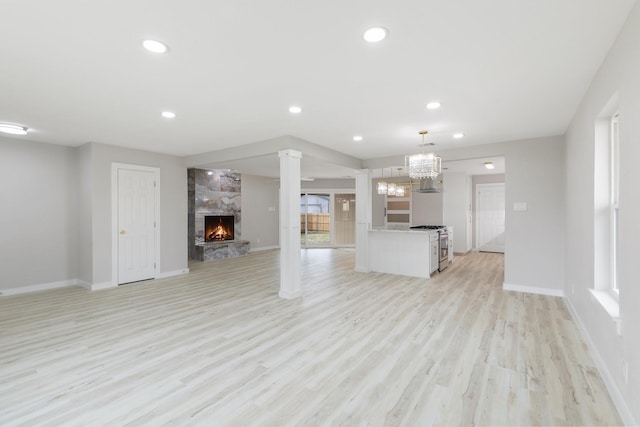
[405,130,441,179]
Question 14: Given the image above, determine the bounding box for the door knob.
[119,230,126,235]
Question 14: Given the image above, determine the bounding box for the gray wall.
[419,136,565,293]
[412,192,443,225]
[502,139,564,292]
[0,138,78,290]
[87,143,188,285]
[241,174,280,250]
[77,143,93,284]
[564,2,640,423]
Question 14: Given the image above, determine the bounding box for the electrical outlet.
[622,361,629,384]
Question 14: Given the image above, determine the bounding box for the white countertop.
[369,226,442,234]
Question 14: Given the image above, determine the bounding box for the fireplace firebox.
[204,215,235,242]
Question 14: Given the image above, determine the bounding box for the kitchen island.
[368,227,440,279]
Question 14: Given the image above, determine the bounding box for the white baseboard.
[90,282,117,291]
[564,298,637,426]
[0,279,79,296]
[250,245,279,252]
[156,268,190,279]
[502,282,564,297]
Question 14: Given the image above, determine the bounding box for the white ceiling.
[1,0,636,174]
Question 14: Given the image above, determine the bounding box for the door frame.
[475,182,505,253]
[111,163,161,286]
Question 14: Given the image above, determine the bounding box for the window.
[610,113,619,296]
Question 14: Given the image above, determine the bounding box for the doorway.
[476,183,505,253]
[300,192,356,247]
[112,163,160,285]
[300,193,331,247]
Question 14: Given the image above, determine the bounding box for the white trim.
[156,268,190,279]
[86,281,117,291]
[250,245,280,252]
[588,289,621,335]
[564,298,637,427]
[502,282,564,297]
[111,163,161,286]
[0,279,79,296]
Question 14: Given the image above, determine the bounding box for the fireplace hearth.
[204,215,234,242]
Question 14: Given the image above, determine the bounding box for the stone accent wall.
[188,168,242,260]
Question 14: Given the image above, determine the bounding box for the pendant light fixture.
[405,130,442,179]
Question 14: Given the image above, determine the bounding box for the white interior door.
[117,167,157,284]
[476,183,505,253]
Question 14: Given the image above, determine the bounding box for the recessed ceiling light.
[0,123,28,135]
[142,39,169,53]
[207,171,214,175]
[426,102,441,110]
[453,132,464,139]
[353,135,363,142]
[484,161,495,170]
[363,27,388,43]
[161,111,176,119]
[289,106,302,114]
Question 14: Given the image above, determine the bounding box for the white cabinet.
[368,229,439,279]
[430,236,439,274]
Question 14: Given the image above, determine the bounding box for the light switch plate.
[513,202,528,211]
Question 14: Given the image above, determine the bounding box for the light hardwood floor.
[0,250,622,426]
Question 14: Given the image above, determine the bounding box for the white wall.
[564,2,640,424]
[241,174,280,250]
[0,138,78,292]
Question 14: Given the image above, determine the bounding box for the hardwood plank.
[0,250,622,426]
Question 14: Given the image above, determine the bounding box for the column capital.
[278,149,302,159]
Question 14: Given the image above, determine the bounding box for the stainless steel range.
[410,225,449,272]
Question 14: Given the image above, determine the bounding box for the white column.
[355,169,372,272]
[278,149,302,299]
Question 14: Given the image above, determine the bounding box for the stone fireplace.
[188,168,250,261]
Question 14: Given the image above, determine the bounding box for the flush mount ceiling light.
[363,27,388,43]
[405,130,442,179]
[0,123,28,135]
[161,111,176,119]
[288,106,302,114]
[353,135,363,142]
[453,132,464,139]
[484,161,495,170]
[142,39,169,53]
[426,102,441,110]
